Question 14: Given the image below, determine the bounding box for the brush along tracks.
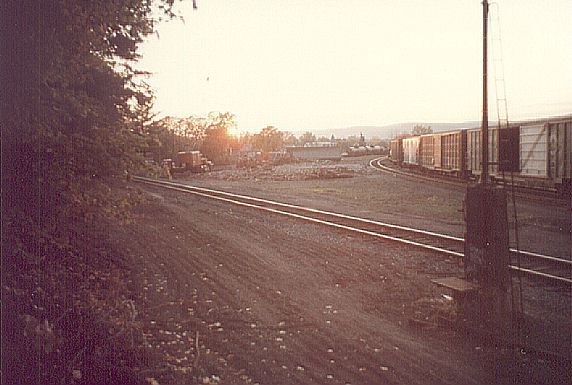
[134,176,571,286]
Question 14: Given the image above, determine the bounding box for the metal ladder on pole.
[489,3,512,176]
[489,4,509,132]
[489,3,525,349]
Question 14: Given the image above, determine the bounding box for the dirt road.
[109,180,570,385]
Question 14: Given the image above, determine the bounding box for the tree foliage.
[1,2,188,382]
[200,112,237,164]
[252,126,285,152]
[144,112,238,164]
[299,131,316,146]
[283,132,299,146]
[412,124,433,135]
[1,0,182,240]
[146,115,208,161]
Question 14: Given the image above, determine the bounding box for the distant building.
[286,144,343,161]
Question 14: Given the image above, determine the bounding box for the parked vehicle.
[163,151,213,174]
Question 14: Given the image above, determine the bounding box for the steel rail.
[135,177,463,257]
[369,158,572,267]
[370,157,565,205]
[136,176,464,242]
[134,176,572,285]
[369,157,468,189]
[509,265,571,285]
[514,249,572,267]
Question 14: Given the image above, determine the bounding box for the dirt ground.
[109,157,570,385]
[185,157,571,258]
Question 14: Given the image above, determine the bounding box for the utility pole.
[462,0,512,338]
[482,0,489,183]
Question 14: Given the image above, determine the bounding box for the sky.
[138,0,572,134]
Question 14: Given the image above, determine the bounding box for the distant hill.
[299,121,484,139]
[294,113,572,139]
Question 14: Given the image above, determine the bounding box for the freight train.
[389,117,572,194]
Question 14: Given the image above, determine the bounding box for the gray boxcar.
[467,127,499,178]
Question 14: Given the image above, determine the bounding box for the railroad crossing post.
[464,184,515,334]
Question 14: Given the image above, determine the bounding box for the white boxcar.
[520,119,572,185]
[520,124,548,177]
[402,136,420,165]
[518,119,572,194]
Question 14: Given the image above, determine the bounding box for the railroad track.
[369,156,567,204]
[134,176,572,286]
[368,157,466,189]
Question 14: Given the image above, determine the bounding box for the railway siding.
[134,177,572,286]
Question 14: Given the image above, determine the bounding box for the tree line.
[147,115,390,165]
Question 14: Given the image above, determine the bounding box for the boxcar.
[402,136,420,165]
[389,138,403,164]
[419,134,436,169]
[467,127,499,178]
[550,119,572,189]
[439,130,466,176]
[520,118,571,191]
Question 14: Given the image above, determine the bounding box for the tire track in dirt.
[112,186,504,384]
[158,213,380,384]
[173,188,470,380]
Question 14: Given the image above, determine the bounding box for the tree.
[412,124,433,135]
[344,135,361,147]
[1,0,184,237]
[299,131,316,146]
[252,126,285,152]
[238,132,254,149]
[1,1,187,383]
[145,116,199,162]
[200,112,236,164]
[181,116,208,149]
[283,132,299,146]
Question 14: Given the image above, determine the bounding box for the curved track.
[369,156,568,204]
[134,176,571,286]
